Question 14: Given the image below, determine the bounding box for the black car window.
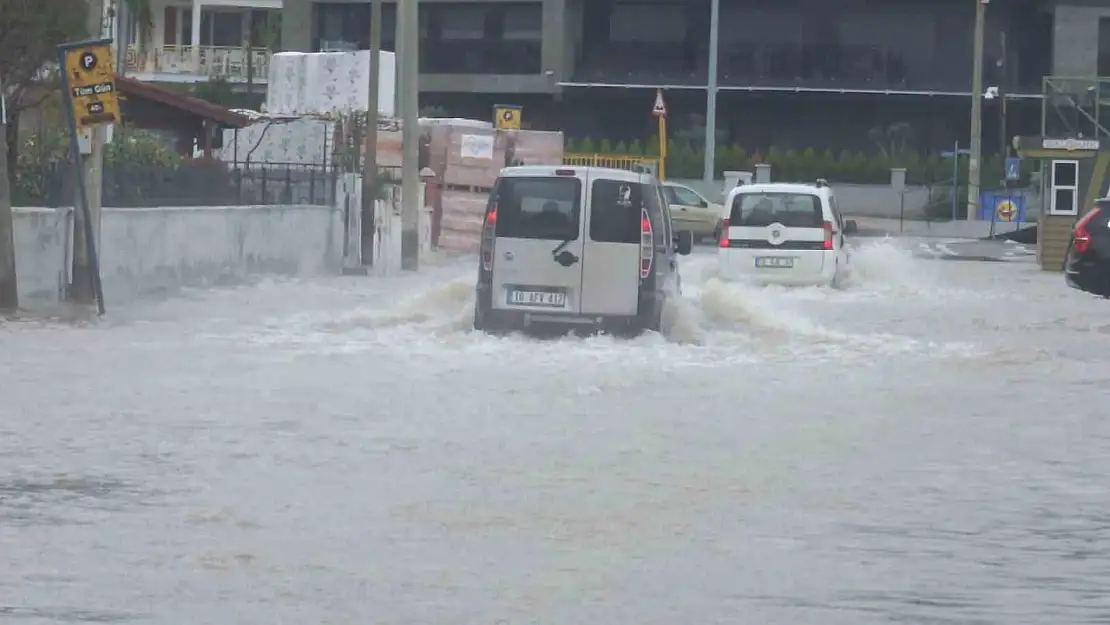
[494,176,581,240]
[730,192,824,228]
[589,179,649,243]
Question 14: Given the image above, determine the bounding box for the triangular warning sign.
[652,90,667,117]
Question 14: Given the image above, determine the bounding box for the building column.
[541,0,566,83]
[191,0,203,72]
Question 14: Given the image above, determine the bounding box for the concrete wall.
[1053,2,1110,76]
[13,204,342,306]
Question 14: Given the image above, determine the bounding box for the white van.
[717,180,857,287]
[473,166,694,336]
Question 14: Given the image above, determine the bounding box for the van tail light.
[822,221,834,250]
[640,209,653,279]
[718,219,729,248]
[480,205,497,271]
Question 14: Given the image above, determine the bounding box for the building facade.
[119,0,281,85]
[277,0,1110,155]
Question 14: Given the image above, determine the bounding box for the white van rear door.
[725,191,827,275]
[490,173,587,314]
[579,173,646,316]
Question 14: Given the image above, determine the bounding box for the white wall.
[12,204,342,307]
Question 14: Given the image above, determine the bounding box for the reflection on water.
[2,242,1110,623]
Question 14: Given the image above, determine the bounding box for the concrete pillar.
[723,170,742,193]
[190,0,202,71]
[541,0,566,83]
[280,0,313,52]
[755,163,771,183]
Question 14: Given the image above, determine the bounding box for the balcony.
[125,44,272,83]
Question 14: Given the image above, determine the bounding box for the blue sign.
[1005,157,1021,181]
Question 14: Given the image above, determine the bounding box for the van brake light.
[480,205,497,271]
[640,209,653,279]
[719,219,730,248]
[822,221,834,250]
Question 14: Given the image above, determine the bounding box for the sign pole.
[57,38,119,316]
[653,89,667,179]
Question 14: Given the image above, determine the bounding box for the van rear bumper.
[476,308,647,336]
[475,286,662,336]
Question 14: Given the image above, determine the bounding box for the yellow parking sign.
[493,104,521,130]
[61,40,120,128]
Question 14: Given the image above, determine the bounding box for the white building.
[112,0,280,84]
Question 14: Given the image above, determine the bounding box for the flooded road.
[2,241,1109,624]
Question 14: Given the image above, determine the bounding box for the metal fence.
[16,160,338,208]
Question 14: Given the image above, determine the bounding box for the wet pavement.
[2,239,1109,624]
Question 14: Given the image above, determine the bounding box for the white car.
[717,180,857,287]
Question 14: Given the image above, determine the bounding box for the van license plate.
[755,256,794,268]
[508,289,567,307]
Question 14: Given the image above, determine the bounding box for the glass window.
[590,180,646,243]
[667,185,705,206]
[494,177,581,240]
[439,5,486,40]
[610,3,685,43]
[1054,161,1078,187]
[504,4,541,41]
[211,11,243,47]
[730,192,824,228]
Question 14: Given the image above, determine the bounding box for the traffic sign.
[996,199,1017,221]
[1005,157,1021,181]
[652,89,667,117]
[60,40,120,128]
[493,104,521,130]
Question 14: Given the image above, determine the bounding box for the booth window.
[1049,160,1079,216]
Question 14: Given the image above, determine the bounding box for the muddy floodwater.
[2,242,1108,624]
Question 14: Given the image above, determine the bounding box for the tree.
[0,0,89,188]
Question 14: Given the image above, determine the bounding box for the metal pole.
[951,140,959,221]
[702,0,719,181]
[967,0,986,221]
[359,0,382,270]
[400,0,420,271]
[0,72,17,311]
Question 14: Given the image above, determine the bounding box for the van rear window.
[493,177,581,240]
[730,193,823,228]
[590,180,649,243]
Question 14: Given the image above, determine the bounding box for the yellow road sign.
[63,42,120,128]
[494,105,521,130]
[996,199,1017,221]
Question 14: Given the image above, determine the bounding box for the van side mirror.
[699,199,709,208]
[675,230,694,255]
[843,219,858,234]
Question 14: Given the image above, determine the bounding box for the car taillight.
[719,218,729,248]
[480,206,497,271]
[1073,208,1100,254]
[640,209,653,279]
[822,221,834,250]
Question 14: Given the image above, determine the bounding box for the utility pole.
[72,0,107,303]
[998,31,1008,181]
[0,72,17,312]
[399,0,420,271]
[360,0,382,270]
[703,0,720,182]
[967,0,987,221]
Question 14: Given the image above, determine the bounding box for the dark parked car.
[1064,200,1110,297]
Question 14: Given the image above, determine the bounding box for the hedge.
[564,136,1031,187]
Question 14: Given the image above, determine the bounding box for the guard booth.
[1020,77,1110,270]
[1015,136,1105,270]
